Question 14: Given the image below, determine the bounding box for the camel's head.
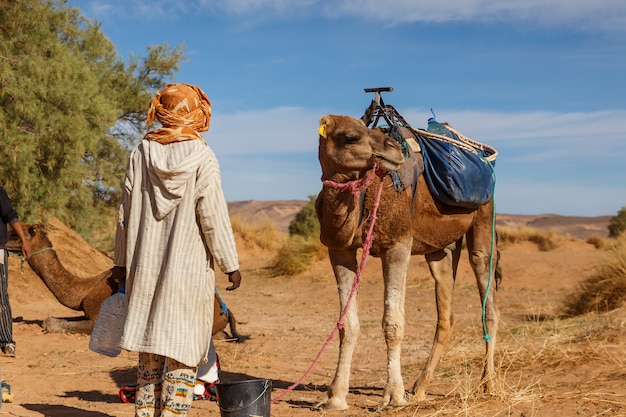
[317,115,404,180]
[6,223,46,253]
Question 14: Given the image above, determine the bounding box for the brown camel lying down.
[7,224,243,341]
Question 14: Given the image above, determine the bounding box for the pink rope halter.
[321,160,381,196]
[271,160,386,405]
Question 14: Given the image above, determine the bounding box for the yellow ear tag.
[318,123,326,138]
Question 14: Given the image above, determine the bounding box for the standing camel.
[315,115,499,410]
[7,223,242,340]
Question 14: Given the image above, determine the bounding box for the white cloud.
[82,0,626,31]
[220,158,321,201]
[205,106,322,155]
[199,105,625,214]
[400,108,626,162]
[212,0,626,31]
[208,105,626,158]
[326,0,626,30]
[204,0,317,14]
[494,180,624,216]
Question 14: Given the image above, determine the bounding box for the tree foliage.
[608,206,626,238]
[0,0,185,248]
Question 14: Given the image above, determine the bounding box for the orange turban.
[144,83,212,144]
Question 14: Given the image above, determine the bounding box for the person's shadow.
[22,367,367,414]
[21,404,114,417]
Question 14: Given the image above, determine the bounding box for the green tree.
[288,195,319,238]
[0,0,185,248]
[608,206,626,238]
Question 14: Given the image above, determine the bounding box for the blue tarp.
[417,120,495,209]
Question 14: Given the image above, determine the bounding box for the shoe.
[1,344,15,357]
[193,354,220,401]
[193,380,218,401]
[1,380,13,403]
[207,381,218,401]
[118,384,137,403]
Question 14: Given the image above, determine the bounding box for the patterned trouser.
[135,352,197,417]
[0,249,14,348]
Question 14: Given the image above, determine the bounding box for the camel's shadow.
[12,316,42,327]
[15,315,94,334]
[15,315,250,342]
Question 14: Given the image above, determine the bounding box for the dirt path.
[1,228,624,416]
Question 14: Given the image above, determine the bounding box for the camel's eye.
[29,226,36,236]
[343,133,359,145]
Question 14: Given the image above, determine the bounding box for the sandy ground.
[1,218,624,417]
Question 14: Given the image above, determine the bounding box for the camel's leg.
[380,243,411,407]
[320,247,359,411]
[466,223,499,395]
[43,316,94,334]
[410,241,461,399]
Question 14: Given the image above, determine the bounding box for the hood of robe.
[142,140,209,220]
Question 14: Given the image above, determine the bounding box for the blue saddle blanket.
[416,120,496,209]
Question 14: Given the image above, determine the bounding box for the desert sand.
[0,205,624,417]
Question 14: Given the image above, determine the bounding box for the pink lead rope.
[271,160,385,405]
[321,160,380,195]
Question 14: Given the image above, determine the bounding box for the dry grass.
[230,215,286,250]
[497,227,566,251]
[231,216,327,276]
[402,309,626,416]
[564,233,626,316]
[269,236,327,276]
[228,215,624,414]
[586,235,609,249]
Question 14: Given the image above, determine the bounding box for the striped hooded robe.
[114,84,239,367]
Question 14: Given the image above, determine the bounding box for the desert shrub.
[608,206,626,238]
[269,196,328,276]
[497,227,563,251]
[586,235,607,249]
[269,236,327,276]
[288,195,319,239]
[230,216,284,250]
[564,233,626,315]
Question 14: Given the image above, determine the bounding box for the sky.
[68,0,626,216]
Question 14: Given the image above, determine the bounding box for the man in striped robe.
[114,83,242,417]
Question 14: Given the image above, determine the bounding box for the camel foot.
[481,378,496,397]
[380,399,409,410]
[409,383,427,401]
[381,393,408,408]
[392,396,409,407]
[375,394,409,413]
[315,397,349,411]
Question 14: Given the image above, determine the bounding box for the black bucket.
[215,379,272,417]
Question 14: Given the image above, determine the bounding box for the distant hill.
[497,213,612,239]
[228,199,309,232]
[228,200,612,239]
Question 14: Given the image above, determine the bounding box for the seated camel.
[7,223,243,341]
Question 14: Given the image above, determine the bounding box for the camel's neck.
[27,249,101,310]
[317,185,363,249]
